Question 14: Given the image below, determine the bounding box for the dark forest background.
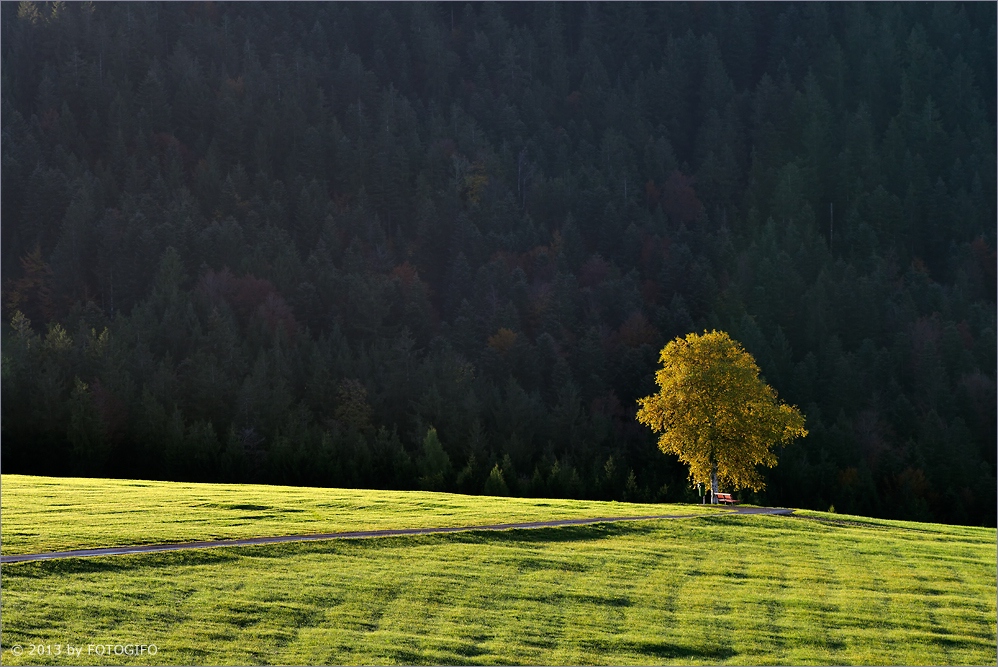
[2,2,995,525]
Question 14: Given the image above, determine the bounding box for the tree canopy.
[637,331,807,498]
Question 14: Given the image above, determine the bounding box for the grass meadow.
[0,476,995,665]
[0,475,722,555]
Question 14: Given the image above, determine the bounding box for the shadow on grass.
[450,641,490,659]
[575,593,632,606]
[202,502,306,513]
[230,522,649,559]
[3,549,240,577]
[584,638,736,661]
[789,513,985,537]
[932,635,995,651]
[451,522,655,545]
[514,555,588,573]
[790,514,896,532]
[3,516,713,574]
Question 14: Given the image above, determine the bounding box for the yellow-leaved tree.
[636,330,807,503]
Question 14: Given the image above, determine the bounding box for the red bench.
[714,492,739,505]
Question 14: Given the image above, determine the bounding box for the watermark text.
[5,643,158,659]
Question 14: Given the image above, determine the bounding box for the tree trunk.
[710,461,719,504]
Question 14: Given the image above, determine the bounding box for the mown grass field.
[1,476,995,666]
[0,475,722,555]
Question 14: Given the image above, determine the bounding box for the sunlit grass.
[0,474,723,555]
[1,510,994,665]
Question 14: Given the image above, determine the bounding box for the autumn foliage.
[637,331,807,494]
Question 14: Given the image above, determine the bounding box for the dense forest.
[2,2,994,525]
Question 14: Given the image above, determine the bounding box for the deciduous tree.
[636,330,807,502]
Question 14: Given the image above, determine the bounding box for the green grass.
[0,474,723,556]
[1,477,995,665]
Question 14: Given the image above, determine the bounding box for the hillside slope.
[1,477,995,665]
[2,2,995,524]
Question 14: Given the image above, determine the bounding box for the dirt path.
[0,506,793,564]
